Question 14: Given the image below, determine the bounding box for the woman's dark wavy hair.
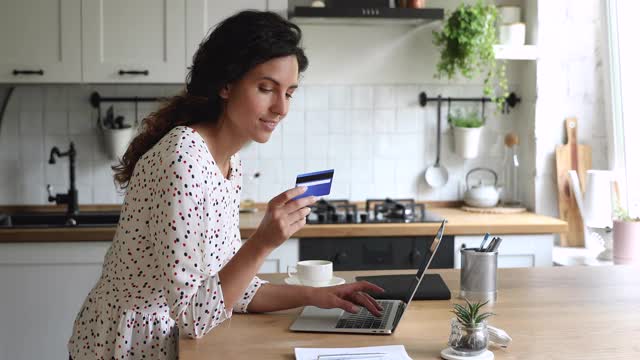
[112,10,308,189]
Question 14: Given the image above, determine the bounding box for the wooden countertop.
[180,265,640,360]
[0,207,567,243]
[239,208,567,238]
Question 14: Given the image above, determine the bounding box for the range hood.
[290,6,444,26]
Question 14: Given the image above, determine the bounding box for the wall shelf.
[290,6,444,26]
[494,45,538,60]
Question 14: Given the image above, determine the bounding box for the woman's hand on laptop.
[308,281,385,317]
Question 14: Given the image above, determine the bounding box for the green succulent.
[448,110,484,128]
[451,299,495,327]
[433,0,508,111]
[614,203,640,222]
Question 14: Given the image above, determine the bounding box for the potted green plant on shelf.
[448,109,484,159]
[433,0,508,111]
[612,203,640,265]
[448,299,495,356]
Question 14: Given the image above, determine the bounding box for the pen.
[317,352,388,360]
[488,237,503,252]
[479,233,490,251]
[483,237,497,252]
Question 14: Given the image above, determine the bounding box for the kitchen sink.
[0,211,121,228]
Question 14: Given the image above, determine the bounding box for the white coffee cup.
[287,260,333,286]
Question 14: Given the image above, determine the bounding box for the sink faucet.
[46,142,78,225]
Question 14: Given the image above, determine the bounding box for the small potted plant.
[99,106,135,160]
[449,110,484,159]
[433,0,509,111]
[448,299,495,356]
[612,203,640,265]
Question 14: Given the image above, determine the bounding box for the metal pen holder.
[459,248,497,303]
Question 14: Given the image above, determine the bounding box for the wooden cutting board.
[461,205,527,214]
[555,117,592,247]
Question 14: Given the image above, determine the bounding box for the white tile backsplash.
[352,86,373,109]
[1,83,524,205]
[373,110,395,133]
[373,86,396,109]
[305,111,329,135]
[19,111,44,136]
[328,110,350,134]
[282,110,305,135]
[45,110,69,135]
[304,86,329,110]
[328,85,351,109]
[351,110,373,135]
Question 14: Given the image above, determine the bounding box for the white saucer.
[284,275,346,287]
[440,348,494,360]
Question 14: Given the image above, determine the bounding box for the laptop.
[289,220,447,335]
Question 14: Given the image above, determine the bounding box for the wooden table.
[179,266,640,359]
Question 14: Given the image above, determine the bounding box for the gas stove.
[306,198,444,224]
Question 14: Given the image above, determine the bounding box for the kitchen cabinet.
[185,1,268,65]
[0,242,109,360]
[0,0,82,83]
[81,0,186,83]
[243,238,299,273]
[453,234,554,268]
[0,237,294,360]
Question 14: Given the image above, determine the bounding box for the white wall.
[533,0,607,218]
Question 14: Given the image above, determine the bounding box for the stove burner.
[366,198,426,223]
[306,198,440,224]
[307,199,358,224]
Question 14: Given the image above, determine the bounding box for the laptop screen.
[403,220,446,304]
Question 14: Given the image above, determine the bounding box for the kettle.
[463,168,501,208]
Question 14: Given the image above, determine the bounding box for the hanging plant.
[433,1,508,111]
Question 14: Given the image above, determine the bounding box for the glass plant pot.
[448,318,489,356]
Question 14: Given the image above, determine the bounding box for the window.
[604,0,640,218]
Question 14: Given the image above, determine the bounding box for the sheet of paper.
[294,344,413,360]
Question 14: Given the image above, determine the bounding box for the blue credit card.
[292,169,334,200]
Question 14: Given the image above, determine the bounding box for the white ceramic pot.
[498,23,526,46]
[453,126,483,159]
[497,6,521,24]
[102,127,135,160]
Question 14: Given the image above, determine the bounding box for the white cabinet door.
[0,242,109,360]
[186,1,268,67]
[453,234,554,268]
[242,238,299,274]
[0,0,82,83]
[82,0,186,83]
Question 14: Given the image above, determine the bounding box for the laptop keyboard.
[335,300,393,329]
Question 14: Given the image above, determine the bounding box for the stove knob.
[360,214,368,223]
[318,214,325,223]
[334,251,348,265]
[346,213,354,223]
[331,214,339,223]
[410,249,422,265]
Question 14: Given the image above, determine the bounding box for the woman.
[68,10,383,360]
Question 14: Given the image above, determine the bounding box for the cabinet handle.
[13,69,44,76]
[118,70,149,76]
